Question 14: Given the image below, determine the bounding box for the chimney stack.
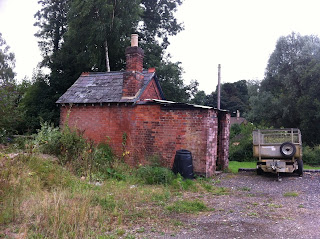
[125,34,144,73]
[131,34,138,47]
[123,34,145,97]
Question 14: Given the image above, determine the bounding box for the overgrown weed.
[0,122,227,237]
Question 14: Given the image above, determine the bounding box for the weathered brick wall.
[60,104,221,176]
[122,72,144,97]
[60,105,134,159]
[130,105,219,176]
[139,79,162,100]
[217,112,231,170]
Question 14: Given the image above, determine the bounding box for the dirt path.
[155,172,320,239]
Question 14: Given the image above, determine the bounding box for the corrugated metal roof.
[56,71,156,104]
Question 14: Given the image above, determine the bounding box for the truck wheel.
[280,142,296,158]
[297,159,303,177]
[257,167,263,175]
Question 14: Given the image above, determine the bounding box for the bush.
[59,125,87,165]
[34,122,61,155]
[32,121,118,178]
[229,123,255,162]
[303,145,320,166]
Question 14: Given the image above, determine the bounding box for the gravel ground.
[149,171,320,239]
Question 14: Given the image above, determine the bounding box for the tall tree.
[0,33,15,83]
[0,33,25,136]
[34,0,70,67]
[31,0,186,129]
[249,32,320,145]
[190,80,249,113]
[139,0,183,67]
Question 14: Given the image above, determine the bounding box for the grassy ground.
[0,151,219,238]
[229,161,320,173]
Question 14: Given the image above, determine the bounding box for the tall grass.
[0,150,217,237]
[0,122,225,237]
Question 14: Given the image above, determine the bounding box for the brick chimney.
[122,34,144,98]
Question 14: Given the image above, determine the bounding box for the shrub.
[34,121,61,155]
[303,145,320,166]
[229,123,256,162]
[59,125,87,165]
[32,122,118,178]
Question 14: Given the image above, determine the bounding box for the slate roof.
[56,70,161,104]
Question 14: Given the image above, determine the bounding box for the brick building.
[57,34,230,177]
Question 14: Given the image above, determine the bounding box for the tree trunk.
[105,41,110,72]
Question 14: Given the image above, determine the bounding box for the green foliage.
[0,33,28,137]
[59,124,87,166]
[34,0,70,67]
[190,80,250,112]
[0,32,15,82]
[32,121,116,179]
[220,80,249,113]
[34,121,61,155]
[303,145,320,166]
[29,0,187,131]
[19,75,59,132]
[156,60,190,102]
[229,123,256,162]
[166,199,210,213]
[136,165,175,185]
[249,32,320,145]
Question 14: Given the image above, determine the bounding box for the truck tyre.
[257,167,263,175]
[297,159,303,177]
[280,142,296,158]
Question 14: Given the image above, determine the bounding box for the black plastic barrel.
[172,149,194,179]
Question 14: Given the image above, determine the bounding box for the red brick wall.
[217,112,231,170]
[60,105,134,158]
[60,104,222,176]
[122,72,144,97]
[125,47,144,72]
[130,105,219,176]
[139,79,162,100]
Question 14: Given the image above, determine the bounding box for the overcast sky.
[1,0,320,93]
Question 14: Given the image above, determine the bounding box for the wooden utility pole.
[217,64,221,110]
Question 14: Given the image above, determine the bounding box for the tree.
[156,60,189,102]
[190,80,250,113]
[0,33,15,83]
[20,74,58,131]
[250,32,320,145]
[139,0,183,68]
[190,90,207,105]
[0,33,25,138]
[31,0,187,129]
[220,80,249,114]
[34,0,70,67]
